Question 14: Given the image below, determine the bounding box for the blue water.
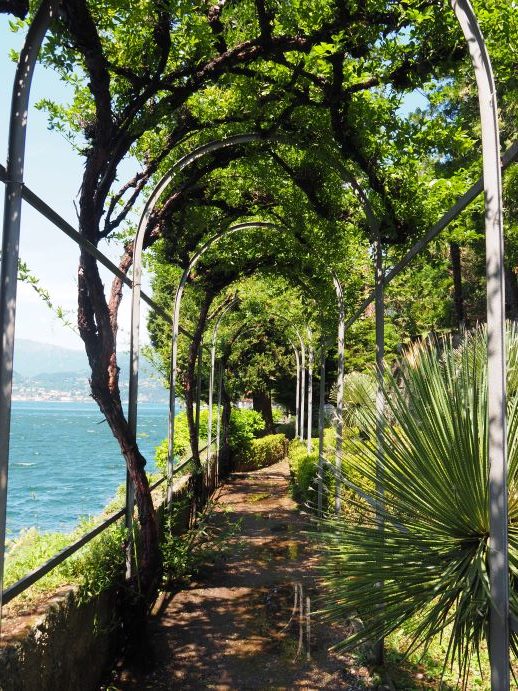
[7,401,169,538]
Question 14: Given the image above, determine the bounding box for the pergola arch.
[157,215,338,476]
[0,2,511,681]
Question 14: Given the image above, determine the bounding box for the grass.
[3,474,164,613]
[4,518,127,612]
[384,629,484,689]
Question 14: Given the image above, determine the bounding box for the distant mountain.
[14,339,88,377]
[12,339,169,404]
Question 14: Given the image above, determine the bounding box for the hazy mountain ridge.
[13,339,168,403]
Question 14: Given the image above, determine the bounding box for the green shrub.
[155,407,265,474]
[272,406,284,424]
[287,440,319,505]
[288,436,363,512]
[161,495,241,584]
[155,407,219,474]
[5,519,126,606]
[228,408,265,456]
[275,420,296,439]
[236,433,287,470]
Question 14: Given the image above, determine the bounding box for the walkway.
[117,459,374,690]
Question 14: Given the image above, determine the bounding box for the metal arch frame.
[0,0,60,614]
[128,134,269,500]
[216,321,266,453]
[289,339,301,439]
[166,221,284,497]
[127,114,516,578]
[450,1,508,684]
[306,327,314,453]
[332,275,346,513]
[125,129,355,459]
[263,313,306,440]
[316,337,328,517]
[224,309,308,441]
[260,312,329,512]
[207,297,239,468]
[215,315,302,464]
[0,6,508,678]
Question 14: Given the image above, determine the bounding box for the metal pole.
[451,2,508,685]
[306,340,314,453]
[216,360,224,465]
[293,346,300,439]
[317,345,326,517]
[300,342,306,443]
[374,238,385,665]
[207,339,216,456]
[195,341,203,441]
[166,222,278,501]
[333,277,345,514]
[340,139,518,333]
[126,256,139,577]
[208,299,238,454]
[0,0,58,619]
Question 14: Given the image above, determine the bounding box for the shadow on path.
[113,460,372,690]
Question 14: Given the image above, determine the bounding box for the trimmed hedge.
[228,408,265,453]
[287,440,319,505]
[235,433,288,470]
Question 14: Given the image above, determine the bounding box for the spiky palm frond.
[318,323,518,683]
[330,371,377,432]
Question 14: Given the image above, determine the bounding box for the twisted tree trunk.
[252,389,274,433]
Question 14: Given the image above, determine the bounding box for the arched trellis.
[212,318,303,460]
[127,90,508,673]
[130,207,335,503]
[207,297,239,458]
[0,3,510,681]
[213,320,270,465]
[164,220,285,496]
[206,301,305,463]
[165,217,332,486]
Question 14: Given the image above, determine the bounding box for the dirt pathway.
[116,459,375,690]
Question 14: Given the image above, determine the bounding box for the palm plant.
[318,323,518,682]
[330,371,377,434]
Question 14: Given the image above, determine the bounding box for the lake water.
[7,401,170,539]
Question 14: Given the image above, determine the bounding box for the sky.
[0,16,152,352]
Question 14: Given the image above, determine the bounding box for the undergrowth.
[161,494,242,586]
[4,519,127,611]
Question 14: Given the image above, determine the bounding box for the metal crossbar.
[2,505,126,605]
[0,163,197,340]
[344,139,518,330]
[2,446,209,605]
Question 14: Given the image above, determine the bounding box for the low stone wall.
[0,587,120,691]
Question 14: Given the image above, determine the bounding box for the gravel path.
[114,459,374,690]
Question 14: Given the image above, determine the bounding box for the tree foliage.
[7,0,518,612]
